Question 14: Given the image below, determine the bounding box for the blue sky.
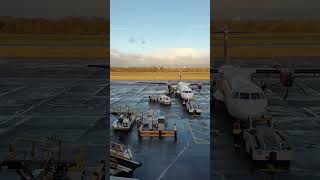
[110,0,210,67]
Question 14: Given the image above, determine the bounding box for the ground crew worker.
[81,170,87,180]
[232,119,242,149]
[261,81,267,92]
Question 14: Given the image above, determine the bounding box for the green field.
[0,34,107,59]
[212,33,320,58]
[110,72,210,81]
[1,33,320,59]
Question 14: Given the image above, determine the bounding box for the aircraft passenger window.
[232,92,239,99]
[251,93,260,100]
[239,93,250,99]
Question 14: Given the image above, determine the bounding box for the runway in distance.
[87,64,204,104]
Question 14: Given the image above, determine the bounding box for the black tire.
[127,171,133,177]
[250,149,253,160]
[241,139,246,153]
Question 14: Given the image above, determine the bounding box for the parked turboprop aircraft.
[212,26,320,121]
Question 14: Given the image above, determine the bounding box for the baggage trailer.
[137,109,177,141]
[185,101,202,115]
[138,124,177,141]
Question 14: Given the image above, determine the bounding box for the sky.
[110,0,210,67]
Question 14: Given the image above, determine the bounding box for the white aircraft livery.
[214,65,268,120]
[175,82,194,103]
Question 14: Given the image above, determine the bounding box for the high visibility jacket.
[232,122,241,135]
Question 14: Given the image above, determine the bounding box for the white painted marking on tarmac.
[110,88,118,94]
[303,107,319,117]
[0,115,106,118]
[188,121,198,144]
[188,122,210,129]
[156,146,188,180]
[1,80,81,127]
[137,85,149,93]
[93,86,106,95]
[191,128,210,136]
[0,117,32,135]
[110,98,121,104]
[195,137,209,144]
[0,118,10,125]
[113,89,132,99]
[0,86,25,97]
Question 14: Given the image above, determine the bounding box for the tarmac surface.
[212,60,320,180]
[0,59,107,177]
[1,59,319,179]
[110,81,210,180]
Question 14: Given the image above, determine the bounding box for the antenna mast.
[224,25,230,64]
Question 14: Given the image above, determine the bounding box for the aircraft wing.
[255,69,281,74]
[88,64,109,68]
[135,81,168,85]
[293,68,320,74]
[189,82,210,86]
[255,68,320,74]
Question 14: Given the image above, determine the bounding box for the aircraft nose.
[244,102,267,117]
[232,101,267,119]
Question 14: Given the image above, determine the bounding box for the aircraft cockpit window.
[239,93,250,99]
[251,93,261,100]
[232,92,239,99]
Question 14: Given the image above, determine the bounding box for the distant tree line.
[213,20,320,33]
[0,16,108,34]
[111,67,209,72]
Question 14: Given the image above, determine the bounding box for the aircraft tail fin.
[224,25,231,65]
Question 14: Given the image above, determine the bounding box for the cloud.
[111,24,129,31]
[128,37,146,45]
[110,48,209,67]
[128,37,136,43]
